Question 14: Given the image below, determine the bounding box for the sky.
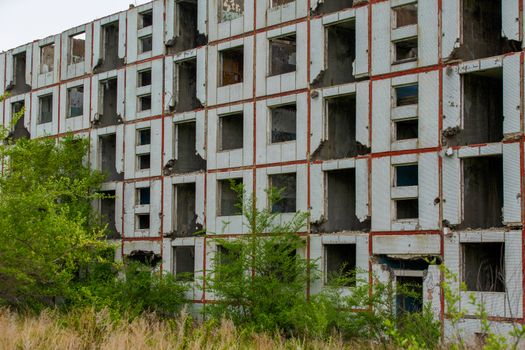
[0,0,151,52]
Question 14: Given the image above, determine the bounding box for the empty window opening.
[136,187,151,205]
[395,119,418,141]
[325,244,356,286]
[138,69,152,87]
[270,104,296,143]
[138,94,152,112]
[462,242,505,292]
[220,46,244,86]
[216,245,240,281]
[139,10,153,29]
[271,0,294,7]
[136,214,150,230]
[269,35,296,76]
[98,134,121,181]
[137,128,151,145]
[218,113,244,151]
[393,4,418,28]
[11,101,29,140]
[173,246,195,281]
[395,84,418,106]
[219,178,243,216]
[325,169,369,232]
[395,164,418,187]
[100,22,120,71]
[457,0,514,61]
[321,20,356,87]
[452,69,503,146]
[396,276,423,315]
[315,95,362,160]
[220,0,243,22]
[269,173,297,213]
[314,0,354,14]
[38,94,53,124]
[394,38,418,64]
[137,154,151,170]
[172,121,206,173]
[67,86,84,118]
[12,52,30,94]
[100,190,118,238]
[172,1,198,53]
[461,156,503,229]
[139,35,153,54]
[175,59,199,112]
[69,32,86,65]
[40,44,54,74]
[174,183,198,237]
[396,199,418,220]
[98,78,118,127]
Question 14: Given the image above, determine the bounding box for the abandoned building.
[1,0,525,343]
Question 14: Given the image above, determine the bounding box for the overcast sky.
[0,0,151,52]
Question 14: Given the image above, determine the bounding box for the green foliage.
[205,182,314,335]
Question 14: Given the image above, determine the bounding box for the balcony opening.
[67,86,84,118]
[174,59,200,112]
[40,43,54,74]
[269,34,296,76]
[98,78,119,127]
[38,94,53,124]
[173,246,195,281]
[395,199,418,220]
[394,164,418,187]
[325,244,356,286]
[270,104,296,144]
[220,46,243,86]
[174,183,199,237]
[99,190,119,239]
[461,156,503,229]
[220,0,243,22]
[462,242,505,292]
[136,187,151,205]
[218,178,243,216]
[98,134,122,181]
[269,173,297,213]
[171,121,206,174]
[69,32,86,65]
[218,113,244,151]
[11,52,30,95]
[170,0,199,53]
[99,21,122,72]
[322,169,369,233]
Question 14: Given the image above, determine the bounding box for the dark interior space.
[394,38,418,64]
[453,0,519,61]
[219,113,244,151]
[219,178,243,216]
[137,154,151,170]
[97,78,119,127]
[393,3,418,28]
[396,276,423,315]
[462,242,505,292]
[174,183,200,237]
[99,134,122,181]
[137,214,150,230]
[325,244,356,286]
[96,21,123,72]
[136,187,150,205]
[269,173,297,213]
[396,199,419,220]
[167,0,199,54]
[175,59,201,113]
[100,190,119,239]
[38,94,53,124]
[395,164,418,187]
[270,104,296,143]
[395,119,418,141]
[10,52,31,95]
[172,122,206,173]
[461,156,503,229]
[220,46,244,86]
[10,101,30,141]
[174,246,195,281]
[269,35,296,76]
[313,0,354,15]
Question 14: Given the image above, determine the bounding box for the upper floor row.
[0,0,523,94]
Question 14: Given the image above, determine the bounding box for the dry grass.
[0,308,371,350]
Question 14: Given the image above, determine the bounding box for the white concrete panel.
[418,0,439,66]
[5,51,13,87]
[373,234,441,255]
[0,53,5,97]
[502,0,520,41]
[197,0,207,35]
[419,70,439,148]
[505,231,523,318]
[196,48,207,105]
[419,152,440,230]
[310,164,324,222]
[442,0,460,59]
[371,157,391,231]
[423,265,442,318]
[126,8,138,62]
[442,66,460,131]
[356,80,369,147]
[371,79,391,152]
[442,151,461,225]
[371,2,391,75]
[503,53,521,134]
[503,142,521,225]
[152,0,165,56]
[309,19,324,83]
[354,5,369,78]
[355,158,369,222]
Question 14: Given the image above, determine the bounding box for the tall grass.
[0,308,358,350]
